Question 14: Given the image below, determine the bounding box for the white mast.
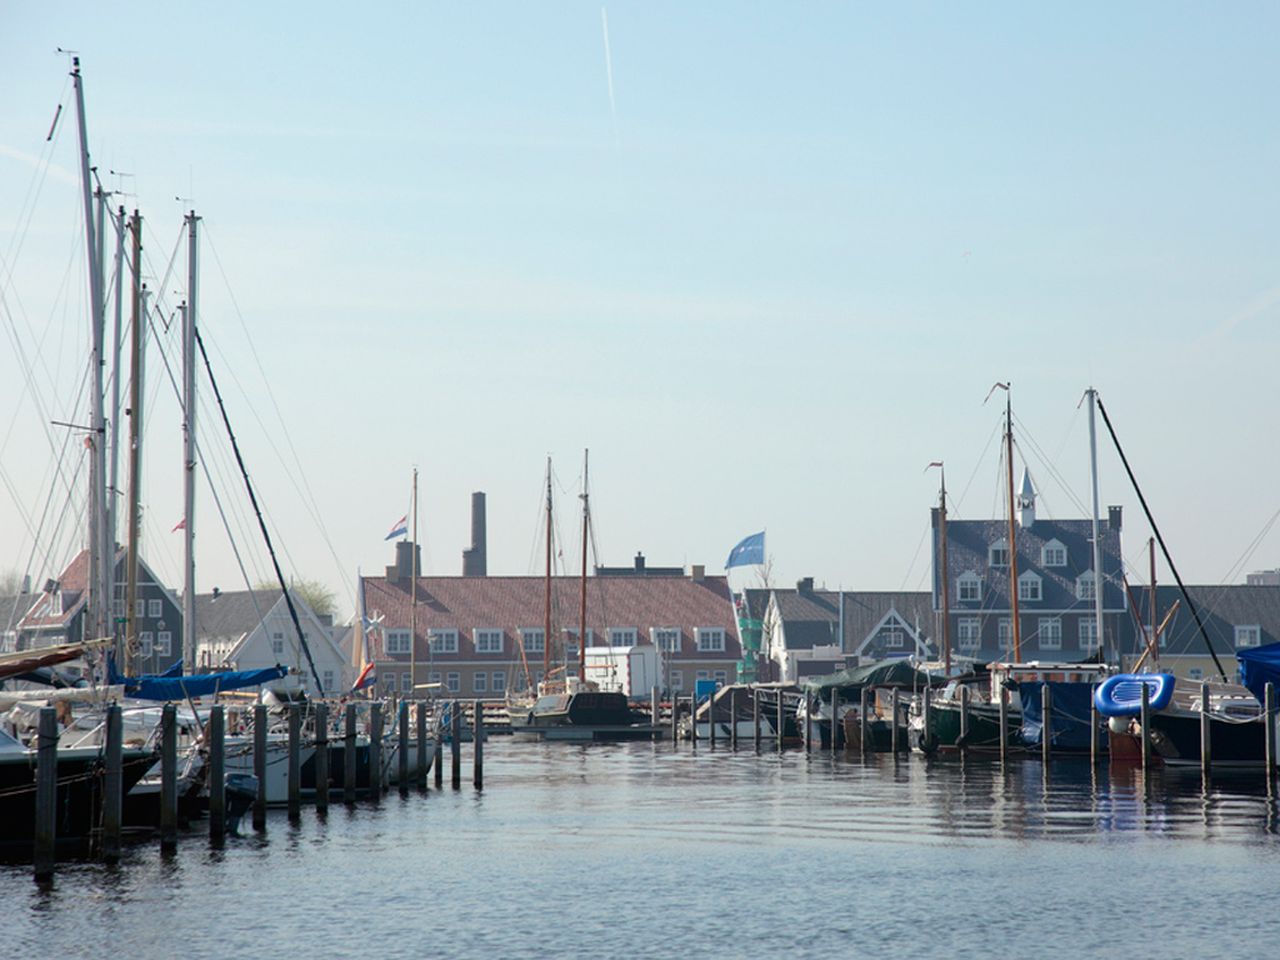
[182,211,199,673]
[1086,387,1107,662]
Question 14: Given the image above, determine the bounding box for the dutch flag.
[384,514,409,541]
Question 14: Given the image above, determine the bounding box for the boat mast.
[71,57,109,650]
[931,462,951,677]
[182,210,199,674]
[992,383,1022,661]
[1085,387,1106,664]
[543,457,552,683]
[1149,537,1158,671]
[579,449,589,681]
[108,205,125,580]
[124,211,144,675]
[410,466,418,698]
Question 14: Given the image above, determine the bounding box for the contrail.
[601,7,619,150]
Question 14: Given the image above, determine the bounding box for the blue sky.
[2,3,1278,617]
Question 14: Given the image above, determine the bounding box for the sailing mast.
[1149,538,1158,671]
[579,449,589,682]
[543,457,552,685]
[929,461,951,676]
[182,211,199,674]
[410,467,418,698]
[124,211,144,674]
[1085,387,1106,663]
[987,382,1022,661]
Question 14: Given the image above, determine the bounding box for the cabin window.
[998,618,1012,645]
[148,598,163,618]
[1076,572,1096,602]
[139,631,153,658]
[1018,573,1042,603]
[491,671,506,693]
[473,672,488,693]
[519,628,545,654]
[989,540,1009,568]
[156,631,172,656]
[445,672,460,693]
[957,573,982,602]
[696,628,726,652]
[474,629,503,654]
[1038,617,1062,650]
[608,627,638,647]
[386,629,411,655]
[428,629,459,654]
[957,618,981,650]
[1235,625,1262,648]
[1041,540,1067,567]
[652,628,681,653]
[1078,619,1099,651]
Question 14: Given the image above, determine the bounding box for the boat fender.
[1107,716,1128,735]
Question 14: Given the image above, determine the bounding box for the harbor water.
[8,740,1280,959]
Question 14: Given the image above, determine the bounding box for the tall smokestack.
[462,491,487,576]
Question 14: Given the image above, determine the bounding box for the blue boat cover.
[109,656,287,700]
[1019,681,1097,750]
[1093,673,1176,717]
[1236,642,1280,705]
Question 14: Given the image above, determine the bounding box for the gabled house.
[16,548,183,677]
[933,470,1126,662]
[194,588,351,697]
[1132,584,1280,682]
[356,541,740,699]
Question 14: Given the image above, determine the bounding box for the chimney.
[1107,505,1122,532]
[690,564,705,581]
[634,552,646,573]
[387,540,421,586]
[462,491,487,576]
[797,576,814,595]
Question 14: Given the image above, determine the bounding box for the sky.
[1,2,1278,622]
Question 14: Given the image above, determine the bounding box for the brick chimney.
[386,540,421,587]
[462,491,487,576]
[1107,505,1122,531]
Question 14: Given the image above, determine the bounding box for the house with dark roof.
[1131,583,1280,683]
[194,588,350,697]
[932,470,1127,663]
[16,548,183,677]
[357,541,740,699]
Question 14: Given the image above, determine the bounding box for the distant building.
[595,552,685,577]
[1247,569,1280,587]
[356,541,739,698]
[1131,584,1280,682]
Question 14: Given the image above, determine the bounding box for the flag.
[384,514,408,541]
[171,517,186,532]
[726,531,765,569]
[352,661,376,691]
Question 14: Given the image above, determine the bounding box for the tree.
[0,570,25,595]
[254,578,337,619]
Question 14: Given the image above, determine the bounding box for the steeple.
[1017,467,1036,527]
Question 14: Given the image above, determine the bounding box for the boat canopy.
[108,657,288,701]
[1236,642,1280,705]
[801,660,937,701]
[1019,680,1097,750]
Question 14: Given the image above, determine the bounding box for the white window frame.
[400,673,413,693]
[1078,618,1099,652]
[1018,573,1042,603]
[491,670,506,693]
[1041,540,1067,568]
[155,631,172,657]
[957,618,981,650]
[957,573,983,603]
[1038,617,1062,650]
[323,670,335,692]
[1235,625,1262,648]
[989,540,1010,568]
[519,628,545,654]
[713,670,727,684]
[651,628,681,653]
[671,670,684,691]
[882,628,904,648]
[1076,572,1097,602]
[139,631,154,658]
[134,599,145,619]
[474,671,488,693]
[429,629,459,654]
[445,672,461,693]
[474,628,503,654]
[695,628,726,653]
[428,671,442,685]
[148,598,163,618]
[998,618,1012,645]
[386,629,412,655]
[608,627,638,647]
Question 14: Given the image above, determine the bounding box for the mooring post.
[859,686,870,756]
[691,696,699,751]
[891,687,901,754]
[450,700,461,789]
[775,691,784,752]
[399,700,410,795]
[831,689,840,756]
[672,694,680,745]
[344,703,357,804]
[101,703,122,862]
[314,702,330,813]
[1200,680,1211,775]
[370,701,384,800]
[753,688,761,751]
[161,702,179,846]
[803,692,812,753]
[959,684,970,754]
[1266,682,1277,787]
[434,706,444,788]
[252,703,268,829]
[209,704,226,841]
[709,689,717,749]
[1140,683,1151,774]
[473,699,484,791]
[998,686,1009,762]
[651,686,660,731]
[730,687,738,750]
[287,703,301,820]
[416,703,428,790]
[1089,684,1099,766]
[1041,683,1052,765]
[34,706,58,879]
[923,688,934,757]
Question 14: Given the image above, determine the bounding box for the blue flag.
[726,531,765,569]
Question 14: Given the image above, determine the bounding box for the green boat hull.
[921,701,1022,754]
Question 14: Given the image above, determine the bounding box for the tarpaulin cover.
[109,656,286,700]
[1236,641,1280,705]
[802,660,938,701]
[1019,681,1097,750]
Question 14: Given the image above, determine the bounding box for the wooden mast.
[125,211,143,675]
[997,384,1022,662]
[543,457,552,684]
[579,449,589,682]
[937,463,952,676]
[410,467,418,697]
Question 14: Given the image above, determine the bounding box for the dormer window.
[989,540,1010,568]
[1041,539,1067,567]
[1076,572,1096,602]
[1018,572,1042,602]
[956,572,983,602]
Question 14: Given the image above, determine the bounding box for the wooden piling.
[434,713,444,789]
[959,684,970,754]
[831,689,840,756]
[161,702,179,846]
[803,693,812,753]
[370,701,384,800]
[1089,685,1099,766]
[775,690,784,752]
[859,687,869,756]
[314,702,330,813]
[1140,683,1151,774]
[651,686,660,731]
[1266,682,1277,785]
[923,688,933,756]
[343,703,357,804]
[209,704,226,840]
[709,689,717,749]
[287,704,301,820]
[34,706,57,879]
[1200,680,1211,775]
[690,696,698,751]
[998,686,1008,762]
[416,704,428,790]
[672,694,680,745]
[450,701,461,789]
[101,703,122,862]
[253,703,268,829]
[753,688,761,751]
[1041,683,1052,765]
[473,699,484,791]
[730,687,738,750]
[891,687,900,754]
[399,700,410,795]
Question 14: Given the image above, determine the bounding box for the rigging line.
[194,325,325,695]
[952,416,1001,521]
[201,225,354,612]
[1011,411,1089,517]
[0,77,70,282]
[1095,394,1228,683]
[898,521,930,593]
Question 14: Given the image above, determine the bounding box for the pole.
[859,686,869,756]
[1199,681,1211,775]
[1041,683,1052,764]
[891,687,900,754]
[450,701,461,788]
[314,702,329,813]
[399,700,410,794]
[34,707,58,879]
[1266,683,1276,785]
[832,689,840,755]
[1086,389,1108,664]
[124,212,143,675]
[1090,684,1099,765]
[101,704,122,862]
[344,703,357,803]
[369,701,384,800]
[776,690,784,752]
[1004,389,1023,662]
[208,704,226,841]
[410,467,418,701]
[544,459,552,682]
[108,205,125,589]
[959,684,970,753]
[182,211,199,674]
[579,449,589,682]
[161,703,178,847]
[936,464,952,677]
[999,686,1009,761]
[287,704,301,820]
[473,699,484,790]
[803,692,811,753]
[1140,683,1151,774]
[416,704,428,790]
[730,687,738,750]
[752,687,761,751]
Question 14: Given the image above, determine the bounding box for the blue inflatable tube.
[1093,673,1176,718]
